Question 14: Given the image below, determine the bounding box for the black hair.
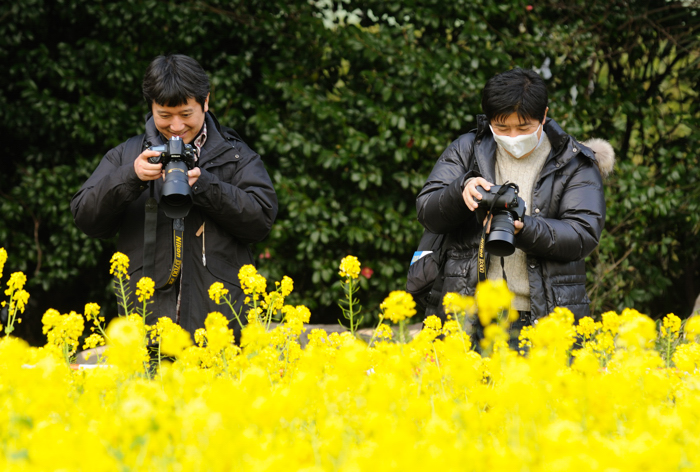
[481,68,548,124]
[142,54,210,110]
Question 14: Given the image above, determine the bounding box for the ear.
[542,106,549,124]
[204,93,210,113]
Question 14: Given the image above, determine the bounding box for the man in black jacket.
[416,68,614,347]
[71,54,278,338]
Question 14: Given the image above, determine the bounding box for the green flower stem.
[367,314,385,348]
[4,291,18,336]
[220,294,244,330]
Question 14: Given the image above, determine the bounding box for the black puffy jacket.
[71,112,278,335]
[416,115,607,321]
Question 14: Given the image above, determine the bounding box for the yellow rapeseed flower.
[135,277,155,303]
[338,255,361,279]
[109,252,130,279]
[204,311,234,352]
[0,247,7,280]
[380,290,416,324]
[105,316,148,374]
[685,316,700,340]
[84,303,101,322]
[280,276,294,297]
[83,333,106,350]
[374,323,394,340]
[443,292,475,315]
[12,289,30,314]
[601,310,621,335]
[5,271,27,295]
[208,282,229,304]
[238,265,267,296]
[151,317,193,357]
[475,279,512,326]
[660,313,681,339]
[617,309,656,349]
[576,316,601,340]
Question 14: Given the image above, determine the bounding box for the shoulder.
[102,134,145,164]
[219,128,260,162]
[438,132,477,165]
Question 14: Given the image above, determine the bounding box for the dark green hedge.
[1,0,699,344]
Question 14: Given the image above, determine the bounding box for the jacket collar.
[473,114,598,181]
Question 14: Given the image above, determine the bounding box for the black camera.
[473,183,526,257]
[148,137,196,219]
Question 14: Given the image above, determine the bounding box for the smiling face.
[152,95,209,144]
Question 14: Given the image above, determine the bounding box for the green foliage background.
[1,0,699,344]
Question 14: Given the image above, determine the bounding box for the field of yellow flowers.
[2,247,700,471]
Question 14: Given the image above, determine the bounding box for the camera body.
[473,183,526,257]
[148,137,196,219]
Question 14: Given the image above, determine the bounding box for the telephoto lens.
[160,159,193,218]
[148,136,196,219]
[486,212,516,256]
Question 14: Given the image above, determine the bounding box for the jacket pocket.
[206,256,243,288]
[550,283,591,319]
[442,256,476,297]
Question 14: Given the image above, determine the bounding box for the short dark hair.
[142,54,210,110]
[481,68,548,123]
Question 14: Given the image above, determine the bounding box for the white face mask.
[489,124,543,159]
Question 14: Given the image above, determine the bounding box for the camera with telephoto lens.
[148,136,196,219]
[473,183,526,257]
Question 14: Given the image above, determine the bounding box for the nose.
[170,117,185,133]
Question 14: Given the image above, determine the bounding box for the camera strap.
[477,184,512,283]
[143,181,184,290]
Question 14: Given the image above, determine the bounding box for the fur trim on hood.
[583,138,615,179]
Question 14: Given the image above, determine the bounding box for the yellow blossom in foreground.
[238,265,267,296]
[11,289,30,314]
[660,313,681,339]
[0,247,7,280]
[380,290,416,323]
[84,303,101,322]
[135,277,155,303]
[443,292,475,315]
[601,310,621,335]
[109,252,130,279]
[576,316,601,340]
[204,311,234,352]
[374,323,394,340]
[338,255,361,279]
[279,275,294,297]
[208,281,229,304]
[5,272,27,295]
[83,333,106,350]
[617,308,657,349]
[475,279,512,326]
[150,316,193,357]
[685,316,700,341]
[105,316,148,375]
[42,309,85,359]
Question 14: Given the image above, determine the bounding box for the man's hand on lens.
[187,167,201,187]
[134,150,164,181]
[463,177,493,211]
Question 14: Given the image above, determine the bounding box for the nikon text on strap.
[143,180,185,290]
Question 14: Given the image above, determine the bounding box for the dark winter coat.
[71,112,278,335]
[416,115,610,322]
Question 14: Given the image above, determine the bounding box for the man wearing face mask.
[416,68,615,348]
